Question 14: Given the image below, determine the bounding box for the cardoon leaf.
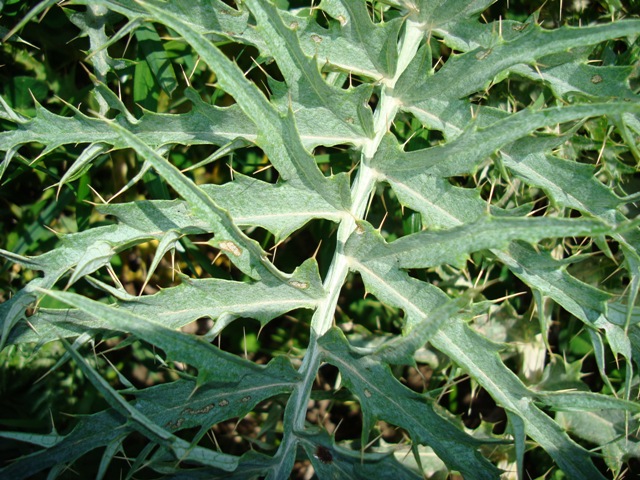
[430,319,607,479]
[105,118,281,280]
[136,0,350,208]
[245,0,374,142]
[2,1,638,478]
[556,409,640,476]
[314,0,401,79]
[347,216,611,270]
[375,102,640,177]
[62,338,239,471]
[501,136,626,222]
[13,259,324,345]
[397,19,640,138]
[202,174,346,241]
[37,288,294,386]
[319,328,502,479]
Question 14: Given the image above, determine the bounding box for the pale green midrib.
[281,20,426,441]
[86,5,110,115]
[312,19,424,337]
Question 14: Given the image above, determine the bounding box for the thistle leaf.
[319,328,502,479]
[2,1,638,478]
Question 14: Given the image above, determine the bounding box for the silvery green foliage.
[1,0,640,478]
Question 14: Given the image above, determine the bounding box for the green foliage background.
[1,0,639,478]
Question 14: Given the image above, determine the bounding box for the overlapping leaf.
[395,19,640,138]
[11,259,323,345]
[245,0,375,144]
[311,0,401,80]
[343,205,632,480]
[0,353,300,478]
[374,101,640,178]
[318,328,502,479]
[348,216,611,270]
[134,0,351,211]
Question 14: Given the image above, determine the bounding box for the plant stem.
[287,18,426,433]
[311,19,424,337]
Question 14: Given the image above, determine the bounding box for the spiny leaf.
[372,292,473,366]
[347,231,611,478]
[75,0,258,45]
[0,85,357,180]
[38,288,269,386]
[397,19,640,138]
[246,0,374,141]
[139,229,182,294]
[430,318,608,479]
[375,102,640,177]
[54,143,109,193]
[512,62,637,101]
[0,355,299,479]
[136,0,351,209]
[202,173,347,242]
[384,174,486,229]
[62,337,239,470]
[556,409,640,476]
[105,116,280,280]
[319,328,503,480]
[0,411,128,480]
[430,13,637,102]
[344,230,450,332]
[315,0,402,79]
[403,19,640,104]
[132,355,300,434]
[1,223,160,282]
[501,135,627,222]
[66,240,115,287]
[377,131,632,337]
[0,281,42,350]
[497,242,612,325]
[347,216,612,270]
[99,177,345,243]
[2,1,639,478]
[15,259,324,345]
